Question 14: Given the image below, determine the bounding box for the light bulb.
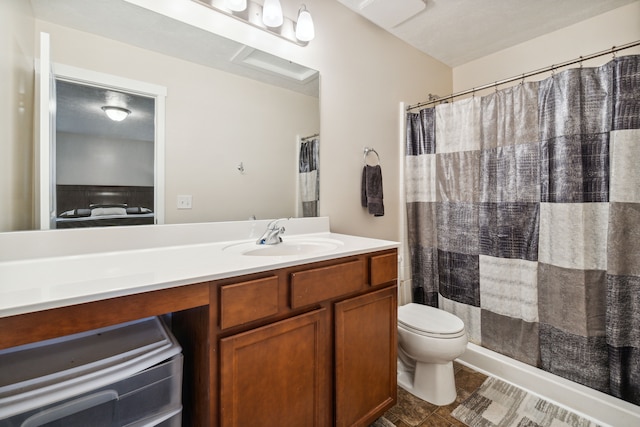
[225,0,247,12]
[262,0,283,27]
[296,6,314,42]
[102,106,131,122]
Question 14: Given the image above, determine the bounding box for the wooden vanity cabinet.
[212,249,398,427]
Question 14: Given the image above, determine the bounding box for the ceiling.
[337,0,638,67]
[56,80,155,142]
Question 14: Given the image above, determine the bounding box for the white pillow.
[91,207,127,216]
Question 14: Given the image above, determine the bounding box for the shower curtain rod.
[301,133,319,141]
[406,40,640,111]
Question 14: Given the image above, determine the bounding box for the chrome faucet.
[256,218,290,245]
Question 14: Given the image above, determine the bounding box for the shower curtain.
[405,55,640,405]
[299,138,319,217]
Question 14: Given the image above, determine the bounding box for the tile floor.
[377,362,488,427]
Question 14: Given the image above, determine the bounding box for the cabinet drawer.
[370,252,397,287]
[290,260,363,308]
[220,276,279,329]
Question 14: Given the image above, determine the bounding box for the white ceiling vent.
[231,46,318,84]
[338,0,426,29]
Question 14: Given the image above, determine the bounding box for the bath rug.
[451,377,600,427]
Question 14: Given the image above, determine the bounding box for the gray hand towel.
[361,165,384,216]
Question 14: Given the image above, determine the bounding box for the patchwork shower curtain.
[299,138,319,217]
[405,55,640,405]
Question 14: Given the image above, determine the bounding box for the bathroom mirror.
[5,0,319,232]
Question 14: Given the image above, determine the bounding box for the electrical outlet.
[177,195,192,209]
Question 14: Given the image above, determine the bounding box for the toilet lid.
[398,303,465,336]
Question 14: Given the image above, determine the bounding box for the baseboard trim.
[457,343,640,427]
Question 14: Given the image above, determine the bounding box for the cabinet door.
[220,309,330,427]
[335,286,397,427]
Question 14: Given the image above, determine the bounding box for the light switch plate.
[177,195,192,209]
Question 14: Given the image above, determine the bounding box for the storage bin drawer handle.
[21,390,119,427]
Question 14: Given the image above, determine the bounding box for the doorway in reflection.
[54,79,157,229]
[38,59,168,230]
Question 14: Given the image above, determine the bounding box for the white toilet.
[397,303,468,406]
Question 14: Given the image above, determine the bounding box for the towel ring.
[363,147,380,166]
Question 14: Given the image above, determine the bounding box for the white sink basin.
[223,237,343,257]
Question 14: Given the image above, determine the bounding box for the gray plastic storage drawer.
[149,409,182,427]
[0,317,182,427]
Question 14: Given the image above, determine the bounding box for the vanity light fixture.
[101,106,131,122]
[295,5,314,42]
[192,0,315,46]
[262,0,283,27]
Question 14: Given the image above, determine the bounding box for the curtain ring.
[612,46,617,59]
[494,82,499,93]
[579,56,583,68]
[520,73,525,85]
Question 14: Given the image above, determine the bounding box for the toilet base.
[397,360,457,406]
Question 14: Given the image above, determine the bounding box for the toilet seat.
[398,303,465,338]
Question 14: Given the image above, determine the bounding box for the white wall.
[453,2,640,94]
[0,0,35,232]
[56,132,154,186]
[35,19,320,223]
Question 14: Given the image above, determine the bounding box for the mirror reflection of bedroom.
[54,79,156,229]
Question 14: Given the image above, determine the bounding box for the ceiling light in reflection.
[101,106,131,122]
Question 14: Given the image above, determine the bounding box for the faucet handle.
[256,218,290,245]
[267,217,291,229]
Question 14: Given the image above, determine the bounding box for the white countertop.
[0,218,398,318]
